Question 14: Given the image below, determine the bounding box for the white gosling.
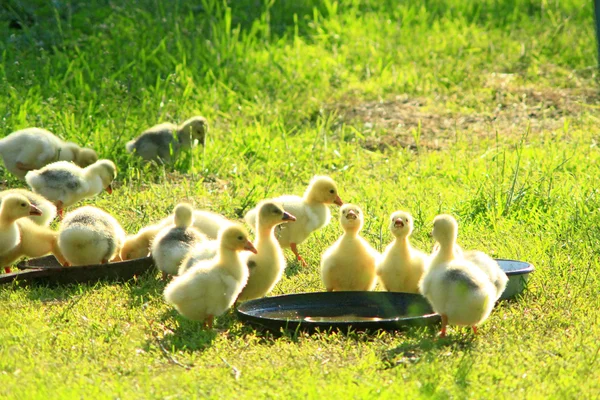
[0,127,98,179]
[320,204,379,291]
[244,175,343,266]
[151,203,207,278]
[0,188,57,227]
[126,116,208,163]
[164,224,257,328]
[377,211,429,294]
[58,206,126,266]
[238,201,296,301]
[25,159,117,218]
[419,214,497,338]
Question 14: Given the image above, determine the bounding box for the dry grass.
[332,78,599,152]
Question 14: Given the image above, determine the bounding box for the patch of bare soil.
[331,79,599,152]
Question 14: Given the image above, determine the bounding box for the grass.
[1,0,599,397]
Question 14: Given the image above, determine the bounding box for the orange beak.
[282,211,296,222]
[244,240,258,254]
[29,204,43,216]
[334,195,343,206]
[105,185,113,194]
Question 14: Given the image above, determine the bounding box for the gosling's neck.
[341,227,360,239]
[176,126,194,147]
[393,235,411,253]
[434,238,455,263]
[256,223,276,244]
[0,212,18,228]
[217,246,245,278]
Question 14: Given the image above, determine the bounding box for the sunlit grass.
[1,0,599,398]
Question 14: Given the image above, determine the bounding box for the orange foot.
[56,201,64,220]
[290,243,308,267]
[3,267,11,274]
[204,315,214,330]
[16,162,35,171]
[439,314,448,338]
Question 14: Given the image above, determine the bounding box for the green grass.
[1,0,599,398]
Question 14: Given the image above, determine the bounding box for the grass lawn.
[1,0,599,398]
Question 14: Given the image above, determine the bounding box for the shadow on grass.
[380,325,477,370]
[284,260,305,278]
[126,269,165,305]
[17,281,99,315]
[154,309,220,351]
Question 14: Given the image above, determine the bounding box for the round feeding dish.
[496,259,535,300]
[0,255,155,286]
[237,291,440,333]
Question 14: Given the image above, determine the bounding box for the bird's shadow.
[147,309,220,352]
[380,325,477,370]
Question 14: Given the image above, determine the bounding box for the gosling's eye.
[329,189,335,194]
[21,203,26,207]
[273,209,281,214]
[237,236,243,241]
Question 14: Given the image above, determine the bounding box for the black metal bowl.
[236,291,440,333]
[0,255,154,286]
[497,259,535,300]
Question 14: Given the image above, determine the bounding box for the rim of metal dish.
[495,258,535,276]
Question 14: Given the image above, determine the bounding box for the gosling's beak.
[394,219,404,228]
[105,185,113,194]
[244,240,258,254]
[282,211,296,222]
[346,210,358,220]
[334,195,343,206]
[29,204,43,216]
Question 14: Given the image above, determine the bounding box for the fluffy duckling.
[0,197,67,269]
[431,224,506,300]
[120,209,231,261]
[377,211,429,294]
[0,127,98,179]
[151,203,207,278]
[320,204,379,291]
[419,215,497,337]
[0,194,43,272]
[58,206,126,266]
[25,159,117,217]
[126,116,208,163]
[0,189,57,227]
[238,201,296,301]
[164,224,257,328]
[245,175,343,266]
